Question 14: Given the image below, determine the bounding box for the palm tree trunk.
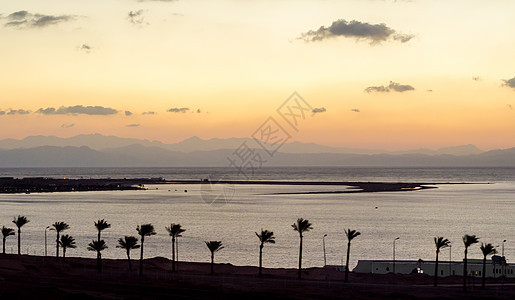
[17,228,21,255]
[210,253,214,275]
[139,236,144,276]
[97,252,102,273]
[434,251,439,287]
[98,231,101,242]
[463,249,468,292]
[63,248,66,259]
[258,244,263,277]
[2,238,5,254]
[56,233,60,258]
[481,256,486,289]
[172,237,176,272]
[127,250,132,271]
[345,242,351,282]
[298,235,303,280]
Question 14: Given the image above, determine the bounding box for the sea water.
[0,167,513,270]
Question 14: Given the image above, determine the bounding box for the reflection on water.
[0,182,513,269]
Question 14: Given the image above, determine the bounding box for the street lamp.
[323,234,328,267]
[44,226,50,257]
[449,243,452,276]
[393,237,400,274]
[502,240,506,257]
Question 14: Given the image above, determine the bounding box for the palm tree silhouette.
[136,224,156,276]
[462,234,479,291]
[59,234,76,259]
[344,228,361,282]
[433,236,450,287]
[12,215,29,255]
[1,226,15,254]
[480,243,496,289]
[94,219,111,242]
[256,229,275,277]
[292,218,313,280]
[51,222,70,258]
[165,223,185,272]
[205,241,224,275]
[87,240,108,273]
[117,236,140,272]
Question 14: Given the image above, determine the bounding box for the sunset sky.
[1,0,514,150]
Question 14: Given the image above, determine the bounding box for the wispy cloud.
[351,109,361,113]
[502,76,515,90]
[36,105,118,115]
[167,107,190,113]
[126,124,140,127]
[128,10,148,26]
[312,107,327,114]
[4,11,76,29]
[472,76,482,81]
[78,44,92,53]
[142,111,156,115]
[299,19,414,44]
[507,104,513,110]
[61,123,75,128]
[125,111,133,116]
[364,81,415,93]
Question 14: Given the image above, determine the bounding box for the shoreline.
[1,254,513,299]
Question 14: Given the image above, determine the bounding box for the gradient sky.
[1,0,514,150]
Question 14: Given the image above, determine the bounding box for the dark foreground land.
[0,177,449,194]
[1,254,513,299]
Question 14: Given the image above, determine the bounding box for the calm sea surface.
[0,167,513,270]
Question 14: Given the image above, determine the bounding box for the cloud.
[502,76,515,90]
[351,109,361,113]
[167,107,190,113]
[299,19,414,44]
[78,44,92,53]
[4,11,76,28]
[126,124,140,127]
[312,107,327,114]
[128,10,148,25]
[508,104,513,110]
[364,81,415,93]
[36,105,118,115]
[196,109,201,113]
[427,89,433,92]
[61,123,75,128]
[472,76,482,81]
[0,109,30,115]
[142,111,156,115]
[125,111,133,116]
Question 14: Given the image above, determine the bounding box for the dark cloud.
[351,109,361,113]
[472,76,482,81]
[78,44,92,53]
[36,105,118,115]
[0,109,30,115]
[502,76,515,90]
[142,111,156,115]
[167,107,189,113]
[196,109,201,113]
[312,107,326,114]
[299,19,414,44]
[427,89,433,92]
[126,124,140,127]
[128,10,147,25]
[125,111,133,116]
[61,123,75,128]
[364,81,415,93]
[507,104,513,110]
[4,11,76,28]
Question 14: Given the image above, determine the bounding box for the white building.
[353,258,514,278]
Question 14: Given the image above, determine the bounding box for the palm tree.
[344,228,361,282]
[256,229,275,277]
[87,240,108,273]
[462,234,479,291]
[51,222,70,258]
[1,226,15,254]
[117,236,140,271]
[12,215,29,255]
[59,234,76,259]
[94,219,111,242]
[292,218,313,280]
[136,224,156,276]
[205,241,224,275]
[480,243,496,289]
[433,237,451,287]
[165,223,186,272]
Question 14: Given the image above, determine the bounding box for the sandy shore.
[1,254,513,299]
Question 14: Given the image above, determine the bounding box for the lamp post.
[393,237,400,274]
[502,239,507,278]
[44,226,50,257]
[323,234,327,266]
[449,243,452,276]
[502,240,506,257]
